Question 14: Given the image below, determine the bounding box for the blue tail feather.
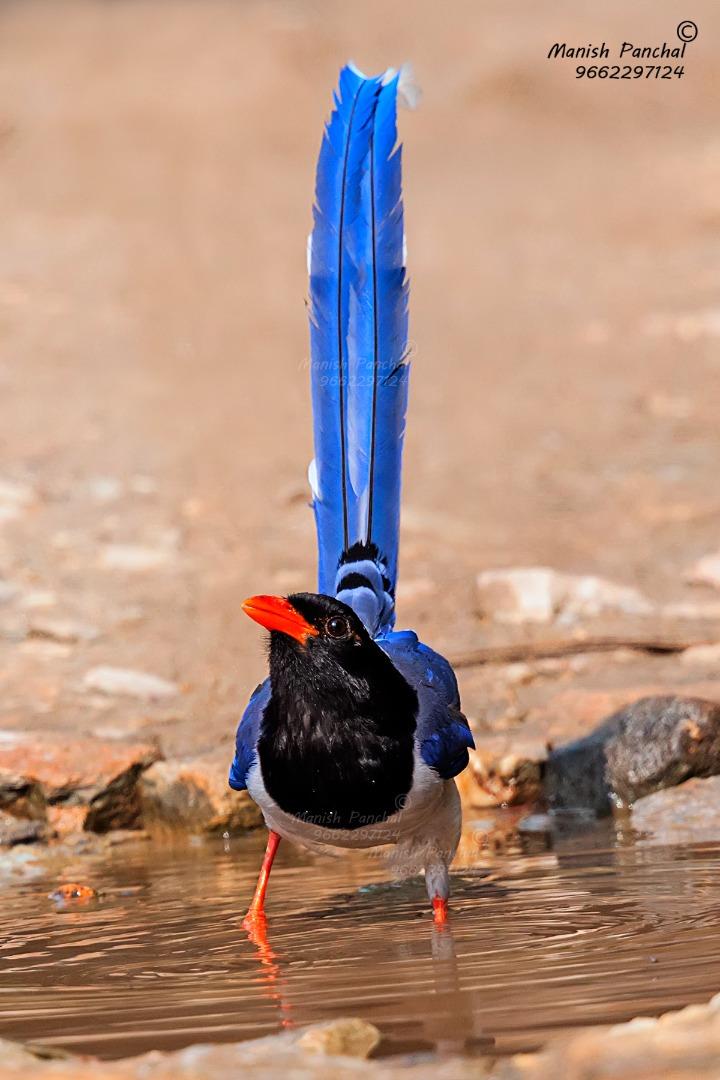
[309,65,409,637]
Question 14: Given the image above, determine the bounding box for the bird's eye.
[325,615,350,639]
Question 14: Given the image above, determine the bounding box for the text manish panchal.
[548,41,688,61]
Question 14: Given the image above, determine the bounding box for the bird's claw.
[243,907,268,942]
[432,897,449,925]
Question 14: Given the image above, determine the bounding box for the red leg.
[243,830,281,930]
[432,896,449,925]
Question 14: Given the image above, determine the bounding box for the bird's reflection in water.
[244,914,294,1031]
[243,885,495,1059]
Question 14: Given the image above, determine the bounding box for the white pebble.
[29,616,100,643]
[685,552,720,591]
[87,476,123,503]
[82,666,179,700]
[99,544,175,571]
[0,479,35,506]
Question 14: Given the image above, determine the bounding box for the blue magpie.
[230,64,474,927]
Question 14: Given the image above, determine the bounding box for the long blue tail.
[308,64,410,638]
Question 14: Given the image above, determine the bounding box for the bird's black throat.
[258,606,418,831]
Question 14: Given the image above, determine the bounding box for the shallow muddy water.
[2,825,720,1061]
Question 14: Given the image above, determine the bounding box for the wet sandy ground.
[0,0,719,759]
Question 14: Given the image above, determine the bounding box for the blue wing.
[380,631,474,781]
[229,679,270,791]
[418,706,475,780]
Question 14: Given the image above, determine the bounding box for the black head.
[242,591,415,716]
[242,591,373,684]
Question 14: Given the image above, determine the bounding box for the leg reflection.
[244,902,294,1029]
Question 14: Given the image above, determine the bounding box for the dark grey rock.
[544,696,720,813]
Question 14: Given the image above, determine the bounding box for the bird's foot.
[432,896,449,925]
[243,906,268,938]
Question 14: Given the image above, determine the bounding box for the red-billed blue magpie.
[230,64,474,927]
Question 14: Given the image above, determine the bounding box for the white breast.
[246,750,445,853]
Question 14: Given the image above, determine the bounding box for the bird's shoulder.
[378,630,475,780]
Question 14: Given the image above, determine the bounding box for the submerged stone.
[48,883,98,904]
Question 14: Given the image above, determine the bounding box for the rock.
[87,476,123,503]
[476,567,653,624]
[685,551,720,590]
[0,1020,478,1078]
[296,1018,381,1058]
[0,580,20,605]
[498,661,536,686]
[0,482,35,523]
[84,776,149,833]
[632,776,720,845]
[477,567,557,623]
[18,589,57,610]
[642,307,720,341]
[505,992,720,1080]
[460,688,634,809]
[47,885,97,902]
[681,643,720,666]
[0,733,160,833]
[663,601,720,619]
[545,696,720,814]
[48,883,98,904]
[0,812,46,845]
[20,996,720,1080]
[111,606,145,627]
[99,544,175,571]
[0,1038,51,1070]
[459,683,720,809]
[28,616,100,643]
[140,754,262,834]
[460,746,543,808]
[461,807,527,856]
[82,666,179,700]
[0,769,48,845]
[0,768,46,820]
[553,573,655,621]
[47,805,87,836]
[19,638,71,659]
[0,478,35,505]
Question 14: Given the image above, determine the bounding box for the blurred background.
[1,0,719,759]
